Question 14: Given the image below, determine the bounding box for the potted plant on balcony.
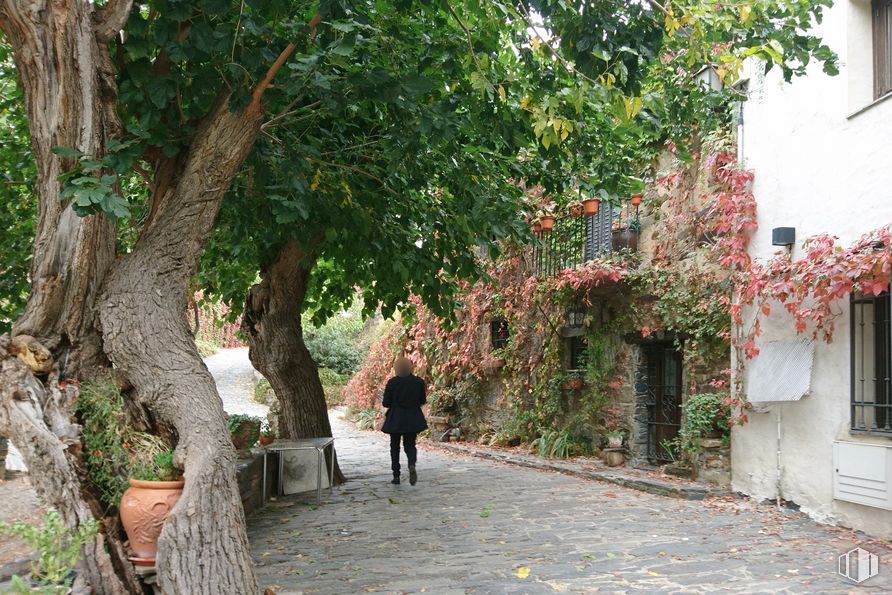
[568,200,584,218]
[120,449,183,566]
[631,194,643,206]
[583,197,600,216]
[559,370,584,391]
[611,218,640,252]
[259,421,276,447]
[228,414,262,451]
[537,208,555,232]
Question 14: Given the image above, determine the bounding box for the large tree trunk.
[242,240,345,483]
[99,96,265,594]
[0,1,139,592]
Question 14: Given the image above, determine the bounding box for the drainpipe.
[776,404,782,510]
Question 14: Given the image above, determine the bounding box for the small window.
[873,0,892,99]
[851,288,892,434]
[569,336,588,371]
[490,319,509,350]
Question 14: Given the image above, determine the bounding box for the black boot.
[390,474,400,485]
[409,466,417,486]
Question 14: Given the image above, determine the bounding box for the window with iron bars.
[569,335,588,371]
[851,288,892,434]
[490,319,509,350]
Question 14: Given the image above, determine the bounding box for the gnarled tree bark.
[242,240,345,483]
[99,94,266,594]
[0,0,138,592]
[0,0,294,591]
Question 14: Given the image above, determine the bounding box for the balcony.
[531,204,640,278]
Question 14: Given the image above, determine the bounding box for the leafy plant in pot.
[120,449,183,566]
[611,218,640,252]
[567,200,584,218]
[259,420,276,447]
[538,213,555,232]
[228,414,262,451]
[559,370,584,391]
[605,430,624,449]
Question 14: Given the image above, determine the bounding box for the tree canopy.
[195,0,838,326]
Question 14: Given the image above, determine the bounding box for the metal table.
[262,438,335,506]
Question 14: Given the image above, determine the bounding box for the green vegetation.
[353,408,380,431]
[76,377,179,504]
[303,301,366,376]
[0,45,35,333]
[253,377,272,405]
[0,512,98,594]
[318,367,348,407]
[676,392,732,458]
[130,449,180,482]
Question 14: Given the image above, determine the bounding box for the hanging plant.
[539,214,555,232]
[583,198,600,216]
[568,200,584,218]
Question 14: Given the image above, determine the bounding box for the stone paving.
[249,412,892,594]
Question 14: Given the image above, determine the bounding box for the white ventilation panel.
[747,340,815,403]
[833,441,892,510]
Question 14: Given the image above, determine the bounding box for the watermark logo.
[838,547,879,584]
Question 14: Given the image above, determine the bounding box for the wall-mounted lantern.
[772,227,796,248]
[567,305,586,328]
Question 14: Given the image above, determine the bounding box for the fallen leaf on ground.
[515,567,531,579]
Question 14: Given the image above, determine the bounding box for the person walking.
[381,357,427,485]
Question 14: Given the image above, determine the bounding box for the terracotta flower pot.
[568,203,584,218]
[540,216,555,231]
[631,194,642,206]
[231,420,260,451]
[604,450,625,467]
[533,222,542,233]
[611,228,639,253]
[259,435,275,447]
[560,378,584,390]
[583,198,600,216]
[120,478,184,564]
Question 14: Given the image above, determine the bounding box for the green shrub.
[677,392,731,458]
[318,367,347,407]
[354,408,380,430]
[130,449,180,482]
[253,377,272,405]
[0,511,98,594]
[195,337,219,357]
[76,378,179,503]
[529,429,583,459]
[75,378,130,504]
[303,302,366,375]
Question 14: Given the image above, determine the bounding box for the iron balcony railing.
[532,204,640,278]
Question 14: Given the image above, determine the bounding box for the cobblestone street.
[249,412,892,594]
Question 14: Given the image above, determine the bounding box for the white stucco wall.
[732,0,892,538]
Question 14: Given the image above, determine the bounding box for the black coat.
[381,374,428,434]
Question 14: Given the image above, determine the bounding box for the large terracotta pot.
[120,478,184,563]
[583,198,600,216]
[231,420,260,451]
[611,228,639,253]
[539,215,555,231]
[604,450,625,467]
